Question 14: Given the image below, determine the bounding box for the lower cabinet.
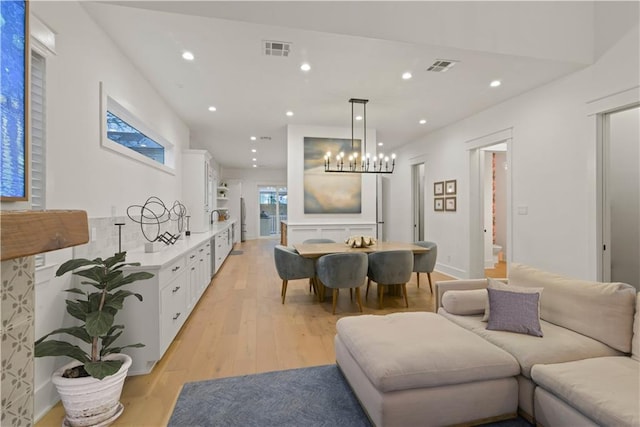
[117,231,229,375]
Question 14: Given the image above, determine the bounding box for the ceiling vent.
[263,40,291,57]
[259,136,272,141]
[427,59,459,73]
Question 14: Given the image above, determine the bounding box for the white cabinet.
[160,271,187,355]
[214,228,232,273]
[182,150,213,233]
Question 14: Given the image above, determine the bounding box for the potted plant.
[35,251,153,427]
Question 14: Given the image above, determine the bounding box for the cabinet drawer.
[186,248,198,266]
[160,273,187,353]
[159,257,186,284]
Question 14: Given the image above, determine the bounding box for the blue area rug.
[169,365,532,427]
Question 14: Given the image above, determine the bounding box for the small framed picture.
[445,197,457,212]
[434,198,444,211]
[445,180,457,195]
[434,181,444,196]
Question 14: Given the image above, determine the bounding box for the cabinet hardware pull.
[172,286,180,293]
[172,266,180,272]
[191,267,195,271]
[173,313,181,320]
[190,255,196,259]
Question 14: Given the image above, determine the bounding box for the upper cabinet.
[182,150,213,233]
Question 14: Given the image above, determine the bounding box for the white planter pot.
[52,353,131,427]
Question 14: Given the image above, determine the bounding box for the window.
[31,51,46,266]
[106,111,165,164]
[100,83,175,174]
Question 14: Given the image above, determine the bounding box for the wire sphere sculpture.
[127,196,187,244]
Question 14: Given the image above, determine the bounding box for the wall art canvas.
[304,137,361,213]
[1,0,28,201]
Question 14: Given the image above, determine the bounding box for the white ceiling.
[81,1,635,170]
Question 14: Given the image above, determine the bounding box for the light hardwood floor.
[36,239,454,426]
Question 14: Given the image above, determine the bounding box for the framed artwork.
[434,198,444,211]
[445,179,457,195]
[445,197,457,212]
[434,181,444,196]
[1,0,29,201]
[303,137,362,213]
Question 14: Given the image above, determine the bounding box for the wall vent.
[259,136,272,141]
[263,40,291,57]
[427,59,459,72]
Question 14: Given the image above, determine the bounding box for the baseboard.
[435,263,466,279]
[34,379,59,422]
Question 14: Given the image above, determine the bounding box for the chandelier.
[324,98,396,174]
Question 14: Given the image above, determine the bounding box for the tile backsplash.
[73,215,184,260]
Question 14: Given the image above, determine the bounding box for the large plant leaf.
[74,266,106,286]
[112,262,142,271]
[85,311,114,337]
[34,340,90,363]
[104,252,127,268]
[100,330,123,350]
[88,292,103,312]
[106,272,154,291]
[56,258,97,277]
[102,343,144,357]
[104,290,144,311]
[35,326,92,345]
[84,360,123,380]
[66,300,88,321]
[64,288,86,296]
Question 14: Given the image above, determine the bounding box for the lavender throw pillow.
[486,288,543,337]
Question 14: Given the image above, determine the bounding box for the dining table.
[293,241,430,301]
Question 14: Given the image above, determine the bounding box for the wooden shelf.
[0,210,89,260]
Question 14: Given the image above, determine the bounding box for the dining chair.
[273,245,316,304]
[413,241,438,293]
[316,252,368,314]
[302,239,336,293]
[366,250,413,309]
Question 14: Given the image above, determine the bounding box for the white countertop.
[123,219,237,269]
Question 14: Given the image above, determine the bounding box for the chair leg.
[378,284,384,309]
[416,272,420,288]
[281,280,288,304]
[332,288,338,314]
[366,278,371,299]
[350,288,353,301]
[355,287,363,313]
[311,277,319,299]
[427,272,433,294]
[402,283,409,308]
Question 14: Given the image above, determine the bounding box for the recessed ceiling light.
[419,119,427,124]
[251,149,257,153]
[490,80,501,87]
[250,136,257,141]
[253,164,257,168]
[355,115,363,121]
[300,63,311,71]
[402,72,412,80]
[208,106,217,112]
[252,158,257,162]
[182,51,194,61]
[378,142,384,146]
[286,111,294,117]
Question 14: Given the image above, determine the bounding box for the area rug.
[168,365,533,427]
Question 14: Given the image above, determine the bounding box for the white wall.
[386,24,639,280]
[494,151,508,256]
[30,1,189,420]
[222,167,287,240]
[286,125,377,240]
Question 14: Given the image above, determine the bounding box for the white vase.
[52,353,131,427]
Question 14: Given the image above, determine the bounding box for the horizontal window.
[106,111,165,164]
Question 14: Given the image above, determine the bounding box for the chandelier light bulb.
[353,152,358,158]
[391,153,396,159]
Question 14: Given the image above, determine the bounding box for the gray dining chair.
[413,241,438,293]
[366,250,413,309]
[274,245,316,304]
[316,252,368,314]
[302,239,336,293]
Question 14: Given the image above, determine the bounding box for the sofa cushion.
[509,263,637,353]
[531,357,639,427]
[481,278,542,322]
[439,310,622,378]
[441,288,487,315]
[486,288,543,337]
[335,312,520,392]
[633,294,640,362]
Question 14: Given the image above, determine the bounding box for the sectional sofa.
[335,263,639,426]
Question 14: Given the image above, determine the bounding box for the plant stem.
[91,267,109,362]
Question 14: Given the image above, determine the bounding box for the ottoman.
[335,312,520,426]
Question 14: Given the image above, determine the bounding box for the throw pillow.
[441,289,487,315]
[486,288,544,337]
[482,278,543,322]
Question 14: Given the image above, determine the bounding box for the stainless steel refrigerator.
[240,197,246,241]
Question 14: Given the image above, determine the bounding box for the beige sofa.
[436,263,639,426]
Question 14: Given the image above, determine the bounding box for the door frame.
[467,128,513,279]
[409,154,429,242]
